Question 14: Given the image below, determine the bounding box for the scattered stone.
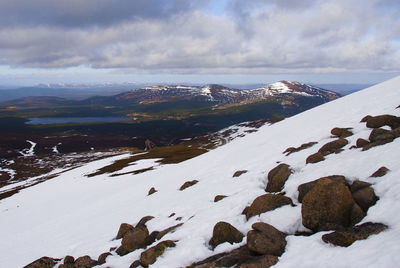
[322,222,388,247]
[168,213,176,218]
[283,141,318,156]
[214,195,228,202]
[352,187,378,212]
[97,252,111,265]
[297,175,346,203]
[156,223,184,240]
[301,177,358,231]
[233,170,248,177]
[140,240,176,267]
[116,223,135,240]
[306,152,325,164]
[73,256,98,268]
[365,114,400,129]
[247,222,286,256]
[350,180,371,193]
[265,163,291,193]
[318,138,348,156]
[331,127,353,138]
[238,255,279,268]
[209,221,244,249]
[241,206,249,215]
[371,166,390,177]
[246,194,292,220]
[356,138,369,148]
[148,187,157,196]
[135,216,154,228]
[360,115,372,122]
[175,217,182,221]
[117,226,150,256]
[179,180,199,191]
[64,256,75,265]
[24,257,59,268]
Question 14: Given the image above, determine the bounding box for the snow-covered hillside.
[1,77,400,267]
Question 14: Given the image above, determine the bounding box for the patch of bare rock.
[233,170,248,177]
[371,166,390,177]
[214,195,228,202]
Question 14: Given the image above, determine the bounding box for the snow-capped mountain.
[1,77,399,267]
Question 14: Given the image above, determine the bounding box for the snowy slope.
[1,77,400,267]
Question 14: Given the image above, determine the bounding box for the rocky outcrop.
[331,127,353,138]
[246,194,292,220]
[179,180,199,190]
[214,195,228,202]
[371,166,390,177]
[246,222,286,256]
[322,222,388,247]
[233,170,248,177]
[306,152,325,164]
[283,141,317,156]
[265,163,291,192]
[140,240,176,267]
[209,221,244,249]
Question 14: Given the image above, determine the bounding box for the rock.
[97,252,111,265]
[362,138,395,151]
[371,166,390,177]
[265,163,291,192]
[368,128,394,142]
[350,180,371,193]
[352,187,378,212]
[301,178,357,231]
[283,141,318,156]
[297,175,346,203]
[156,223,184,240]
[74,256,98,268]
[306,152,325,164]
[241,206,249,215]
[247,222,286,256]
[356,138,369,148]
[214,195,227,202]
[116,223,134,240]
[148,187,157,195]
[318,138,348,156]
[246,194,292,220]
[168,213,176,218]
[129,260,142,268]
[239,255,279,268]
[209,221,244,249]
[179,180,199,191]
[135,215,154,228]
[64,256,75,265]
[331,127,353,138]
[146,231,160,245]
[117,226,150,256]
[365,114,400,129]
[233,170,248,177]
[360,115,372,122]
[350,204,366,225]
[322,222,388,247]
[140,240,176,267]
[24,257,58,268]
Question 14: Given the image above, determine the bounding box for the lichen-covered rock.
[24,257,58,268]
[214,195,228,202]
[233,170,248,177]
[247,222,286,256]
[365,114,400,129]
[306,152,325,164]
[265,163,291,192]
[301,178,357,231]
[140,240,176,267]
[117,226,150,256]
[322,222,388,247]
[318,138,348,156]
[297,175,346,203]
[331,127,353,138]
[352,187,378,212]
[179,180,199,190]
[246,194,292,220]
[371,166,390,177]
[209,221,244,249]
[116,223,134,240]
[148,187,157,195]
[73,256,98,268]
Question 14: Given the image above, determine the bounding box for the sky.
[0,0,399,86]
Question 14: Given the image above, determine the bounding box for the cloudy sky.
[0,0,399,86]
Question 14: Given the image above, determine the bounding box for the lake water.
[26,117,132,125]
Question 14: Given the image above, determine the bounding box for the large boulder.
[365,114,400,129]
[297,175,346,203]
[322,222,388,247]
[331,127,353,138]
[209,221,244,249]
[265,163,291,192]
[246,222,286,256]
[318,138,348,156]
[246,194,292,220]
[140,240,176,267]
[117,226,150,256]
[24,257,59,268]
[301,178,357,231]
